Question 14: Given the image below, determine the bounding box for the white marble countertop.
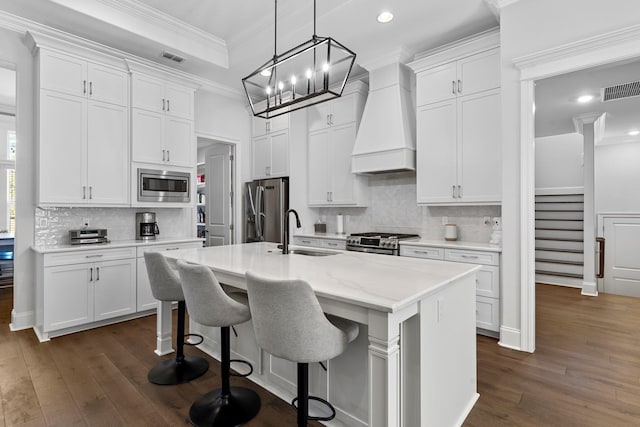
[294,233,348,240]
[32,237,204,254]
[400,238,502,253]
[162,241,479,313]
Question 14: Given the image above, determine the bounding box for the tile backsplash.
[314,172,501,243]
[35,207,192,247]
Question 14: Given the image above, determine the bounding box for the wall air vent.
[601,81,640,102]
[161,51,185,63]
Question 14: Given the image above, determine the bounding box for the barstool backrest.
[176,260,251,327]
[245,271,351,363]
[144,251,184,302]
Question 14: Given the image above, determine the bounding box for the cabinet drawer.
[293,237,320,247]
[475,265,500,298]
[445,249,499,266]
[319,239,345,250]
[44,247,136,267]
[400,245,445,260]
[476,296,499,332]
[136,242,202,258]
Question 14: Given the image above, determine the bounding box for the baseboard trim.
[455,392,480,427]
[498,326,521,350]
[581,281,598,296]
[10,309,34,331]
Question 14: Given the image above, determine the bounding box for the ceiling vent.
[161,51,185,63]
[601,81,640,102]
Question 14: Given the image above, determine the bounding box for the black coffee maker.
[136,212,159,240]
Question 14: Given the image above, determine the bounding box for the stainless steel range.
[346,232,420,256]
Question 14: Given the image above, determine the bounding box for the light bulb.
[306,69,312,79]
[266,86,272,95]
[260,69,272,77]
[322,63,330,72]
[291,75,297,85]
[278,82,284,91]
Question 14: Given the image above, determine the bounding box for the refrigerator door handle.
[256,185,265,240]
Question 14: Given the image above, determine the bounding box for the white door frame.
[513,24,640,353]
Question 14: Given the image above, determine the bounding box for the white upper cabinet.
[131,73,195,167]
[409,31,501,206]
[37,47,129,206]
[306,82,369,207]
[251,101,290,179]
[39,50,128,106]
[416,48,500,106]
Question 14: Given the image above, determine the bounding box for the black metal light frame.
[242,0,356,119]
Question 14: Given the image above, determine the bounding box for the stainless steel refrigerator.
[245,177,289,243]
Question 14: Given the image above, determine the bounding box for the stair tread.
[535,218,584,222]
[535,270,583,279]
[535,201,584,204]
[536,258,584,266]
[535,247,584,254]
[535,194,584,196]
[535,209,584,212]
[535,227,583,231]
[535,237,583,242]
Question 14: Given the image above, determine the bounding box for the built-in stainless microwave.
[138,168,191,203]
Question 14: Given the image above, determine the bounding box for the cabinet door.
[136,257,157,311]
[269,130,289,178]
[328,124,357,205]
[87,63,128,106]
[131,108,164,165]
[329,95,356,127]
[457,49,500,97]
[87,101,129,204]
[307,102,331,132]
[416,100,457,204]
[307,130,329,205]
[39,50,86,97]
[164,116,194,167]
[165,83,194,119]
[269,113,289,134]
[39,90,87,204]
[252,135,271,179]
[44,264,92,331]
[458,89,501,203]
[93,259,136,321]
[416,62,457,106]
[132,74,164,113]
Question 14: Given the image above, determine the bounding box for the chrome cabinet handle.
[301,240,311,244]
[458,185,462,198]
[89,81,93,96]
[96,267,100,281]
[85,254,104,258]
[82,186,86,199]
[162,149,166,161]
[327,115,330,125]
[452,80,456,95]
[458,79,462,94]
[89,186,92,199]
[166,150,170,162]
[461,254,479,259]
[167,99,170,111]
[330,113,333,125]
[165,247,180,251]
[327,242,338,246]
[89,267,93,282]
[452,185,456,198]
[83,80,87,94]
[414,250,433,255]
[265,166,271,176]
[162,98,166,111]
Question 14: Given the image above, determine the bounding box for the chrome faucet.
[282,209,301,254]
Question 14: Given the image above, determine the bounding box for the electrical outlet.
[442,216,448,225]
[483,216,491,225]
[493,217,502,229]
[82,217,90,227]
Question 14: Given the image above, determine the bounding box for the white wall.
[0,27,36,330]
[596,142,640,213]
[500,0,640,348]
[535,133,583,191]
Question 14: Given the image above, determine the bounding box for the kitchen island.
[162,242,480,427]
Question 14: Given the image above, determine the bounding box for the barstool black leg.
[148,301,209,385]
[297,363,309,427]
[188,326,261,427]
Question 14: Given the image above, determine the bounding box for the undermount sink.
[288,249,339,257]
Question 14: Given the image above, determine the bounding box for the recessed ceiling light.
[377,11,394,23]
[629,130,640,136]
[577,94,594,103]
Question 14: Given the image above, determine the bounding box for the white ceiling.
[0,0,498,92]
[535,57,640,145]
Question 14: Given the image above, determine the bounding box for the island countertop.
[162,241,479,314]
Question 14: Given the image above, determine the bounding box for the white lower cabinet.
[401,244,501,334]
[41,248,136,334]
[293,236,346,250]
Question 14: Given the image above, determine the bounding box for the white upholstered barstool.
[177,260,261,427]
[245,271,359,427]
[144,252,209,385]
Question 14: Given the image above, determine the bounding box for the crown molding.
[484,0,522,19]
[47,0,228,69]
[572,113,606,136]
[359,47,413,71]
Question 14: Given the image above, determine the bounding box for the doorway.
[515,26,640,352]
[196,135,236,246]
[0,67,16,289]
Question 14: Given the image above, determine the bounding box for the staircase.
[535,193,584,287]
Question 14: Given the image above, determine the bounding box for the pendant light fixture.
[242,0,356,119]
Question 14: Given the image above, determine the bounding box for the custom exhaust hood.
[352,61,416,174]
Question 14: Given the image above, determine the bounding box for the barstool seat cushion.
[144,251,184,302]
[177,260,251,327]
[246,272,359,364]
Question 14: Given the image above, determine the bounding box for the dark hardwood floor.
[2,284,640,426]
